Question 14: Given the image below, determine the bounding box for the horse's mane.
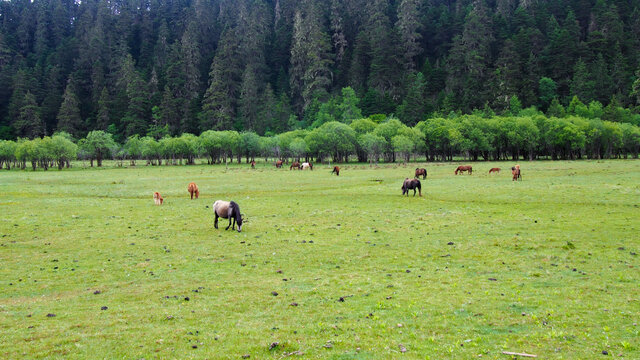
[229,201,242,223]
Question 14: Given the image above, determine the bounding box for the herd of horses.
[153,181,243,232]
[152,161,523,231]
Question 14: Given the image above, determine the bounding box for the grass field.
[1,160,639,359]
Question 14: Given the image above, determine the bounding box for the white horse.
[301,162,313,170]
[213,200,243,232]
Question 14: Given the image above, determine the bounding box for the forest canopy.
[1,0,640,141]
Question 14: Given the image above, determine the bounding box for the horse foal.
[188,182,199,199]
[153,192,163,205]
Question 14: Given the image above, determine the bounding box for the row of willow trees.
[1,113,639,171]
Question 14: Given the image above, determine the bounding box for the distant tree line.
[2,0,640,141]
[2,110,639,171]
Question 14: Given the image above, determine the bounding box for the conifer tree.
[396,0,422,70]
[16,92,44,138]
[56,79,83,137]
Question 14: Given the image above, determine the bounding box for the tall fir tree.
[16,91,44,138]
[396,0,423,71]
[200,28,242,131]
[56,78,83,137]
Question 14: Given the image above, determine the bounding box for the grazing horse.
[331,166,340,176]
[275,160,283,168]
[153,192,163,205]
[250,160,256,169]
[188,182,199,199]
[401,178,422,197]
[511,165,521,181]
[301,162,313,170]
[455,165,473,175]
[488,167,501,174]
[415,168,427,179]
[213,200,243,232]
[290,161,301,170]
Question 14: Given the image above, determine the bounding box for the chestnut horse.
[301,162,313,170]
[275,160,283,168]
[188,182,199,199]
[415,168,427,179]
[153,192,163,205]
[250,160,256,169]
[402,178,422,197]
[511,165,521,181]
[331,166,340,176]
[488,168,500,174]
[290,161,301,170]
[455,165,472,175]
[213,200,243,232]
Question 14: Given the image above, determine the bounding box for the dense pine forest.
[1,0,640,146]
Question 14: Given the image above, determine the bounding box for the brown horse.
[402,178,422,197]
[331,166,340,176]
[488,167,500,174]
[153,192,163,205]
[290,161,301,170]
[250,160,256,169]
[511,165,521,181]
[455,165,472,175]
[188,182,199,199]
[415,168,427,179]
[275,160,283,168]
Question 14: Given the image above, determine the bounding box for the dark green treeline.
[1,0,640,141]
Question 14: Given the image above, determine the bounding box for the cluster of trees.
[2,0,640,141]
[2,110,639,171]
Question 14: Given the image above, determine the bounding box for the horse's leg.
[214,213,219,229]
[226,217,232,230]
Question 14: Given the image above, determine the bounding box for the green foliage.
[3,0,640,140]
[79,130,116,166]
[538,77,557,110]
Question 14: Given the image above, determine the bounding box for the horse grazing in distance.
[153,192,164,205]
[402,178,422,197]
[213,200,243,232]
[188,182,199,199]
[415,168,427,179]
[455,165,473,175]
[290,161,301,170]
[275,160,283,168]
[331,166,340,176]
[301,162,313,170]
[488,168,501,174]
[250,160,256,169]
[511,165,522,181]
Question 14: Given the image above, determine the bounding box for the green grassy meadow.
[1,160,639,359]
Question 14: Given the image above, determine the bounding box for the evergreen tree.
[200,29,242,131]
[56,79,83,137]
[96,87,111,131]
[238,65,261,131]
[397,72,428,126]
[289,4,334,115]
[365,0,402,96]
[16,92,44,138]
[570,59,595,103]
[396,0,423,70]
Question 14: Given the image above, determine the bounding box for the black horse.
[401,178,422,197]
[213,200,244,232]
